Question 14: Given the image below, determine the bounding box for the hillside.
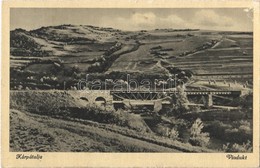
[10,109,179,152]
[11,25,121,57]
[10,91,215,152]
[10,25,253,90]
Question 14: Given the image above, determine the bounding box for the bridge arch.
[80,97,89,102]
[95,97,106,106]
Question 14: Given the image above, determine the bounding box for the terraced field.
[168,36,253,79]
[109,33,217,72]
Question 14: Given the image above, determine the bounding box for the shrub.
[123,115,149,132]
[223,140,253,152]
[189,135,210,147]
[224,127,252,143]
[189,118,210,147]
[153,124,169,137]
[169,128,179,140]
[204,120,252,144]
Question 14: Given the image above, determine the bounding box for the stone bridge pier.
[69,90,114,110]
[205,94,213,107]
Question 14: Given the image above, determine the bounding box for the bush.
[113,109,150,132]
[205,120,232,139]
[189,135,209,147]
[153,124,169,137]
[204,120,252,144]
[169,128,179,140]
[189,118,210,147]
[223,140,252,152]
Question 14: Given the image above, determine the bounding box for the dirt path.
[211,39,223,49]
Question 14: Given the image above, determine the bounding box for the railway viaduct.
[73,90,242,111]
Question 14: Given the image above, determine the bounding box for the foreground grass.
[10,109,214,152]
[10,109,181,152]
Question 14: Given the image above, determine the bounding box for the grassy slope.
[10,109,179,152]
[10,25,119,58]
[10,91,213,152]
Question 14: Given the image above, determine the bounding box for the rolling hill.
[10,25,253,90]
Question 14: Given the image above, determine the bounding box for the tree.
[172,86,190,115]
[189,118,210,147]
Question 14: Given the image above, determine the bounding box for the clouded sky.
[11,8,253,31]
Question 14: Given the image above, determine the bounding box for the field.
[168,37,253,75]
[108,33,219,72]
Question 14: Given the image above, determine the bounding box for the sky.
[10,8,253,31]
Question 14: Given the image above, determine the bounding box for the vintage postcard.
[1,0,260,167]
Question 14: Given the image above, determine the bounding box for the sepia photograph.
[2,1,260,167]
